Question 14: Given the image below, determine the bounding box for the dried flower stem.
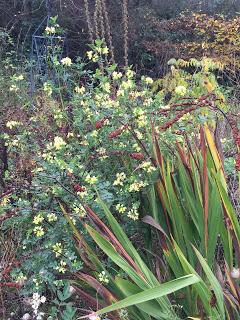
[83,0,94,43]
[122,0,129,67]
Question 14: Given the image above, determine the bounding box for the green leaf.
[193,247,225,319]
[95,275,200,316]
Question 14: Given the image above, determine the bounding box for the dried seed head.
[130,152,144,160]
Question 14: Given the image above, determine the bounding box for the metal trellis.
[30,0,67,93]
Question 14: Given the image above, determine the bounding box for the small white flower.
[231,267,240,279]
[22,313,31,320]
[32,293,40,301]
[36,313,45,320]
[69,286,76,295]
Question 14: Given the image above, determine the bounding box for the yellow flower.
[73,204,86,218]
[140,161,156,173]
[6,120,21,129]
[0,196,9,206]
[80,140,89,146]
[56,260,67,273]
[33,226,45,237]
[52,243,63,257]
[15,74,24,81]
[102,82,111,93]
[97,147,106,156]
[127,206,139,221]
[203,79,215,92]
[129,181,146,192]
[75,86,86,94]
[133,143,141,152]
[43,82,52,96]
[9,84,19,92]
[85,174,98,185]
[112,71,122,80]
[98,271,109,284]
[86,51,93,60]
[113,172,126,186]
[45,26,56,34]
[175,85,187,96]
[33,213,44,225]
[137,115,148,128]
[90,130,98,138]
[126,69,135,78]
[116,203,127,214]
[117,89,125,97]
[121,80,133,90]
[67,132,74,138]
[53,136,66,150]
[61,57,72,66]
[145,76,153,84]
[92,53,99,62]
[102,46,109,55]
[47,213,57,222]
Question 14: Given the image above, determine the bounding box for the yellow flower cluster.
[113,172,126,186]
[33,213,44,225]
[101,82,111,93]
[43,82,52,96]
[15,74,24,81]
[9,84,19,92]
[142,76,153,84]
[45,26,56,34]
[129,181,146,192]
[85,174,98,185]
[126,69,135,78]
[98,271,109,284]
[73,204,86,218]
[75,86,86,94]
[112,71,122,80]
[33,226,45,237]
[56,260,67,273]
[97,147,107,158]
[61,57,72,66]
[6,120,21,129]
[52,242,63,257]
[53,136,66,150]
[175,85,187,96]
[133,108,148,127]
[47,213,57,222]
[140,161,156,173]
[120,80,134,90]
[116,203,127,214]
[0,196,9,207]
[127,206,139,221]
